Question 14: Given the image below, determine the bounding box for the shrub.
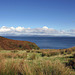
[66,59,75,70]
[73,54,75,58]
[65,54,75,70]
[60,51,64,54]
[41,51,46,57]
[67,50,72,54]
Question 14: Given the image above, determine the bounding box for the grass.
[0,49,75,75]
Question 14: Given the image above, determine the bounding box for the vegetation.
[0,47,75,75]
[65,53,75,70]
[0,36,75,75]
[0,36,40,50]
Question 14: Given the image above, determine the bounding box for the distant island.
[0,36,40,50]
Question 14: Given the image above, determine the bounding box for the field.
[0,48,75,75]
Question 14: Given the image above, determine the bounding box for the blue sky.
[0,0,75,36]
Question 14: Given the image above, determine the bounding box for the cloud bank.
[0,26,75,36]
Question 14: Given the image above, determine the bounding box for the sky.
[0,0,75,36]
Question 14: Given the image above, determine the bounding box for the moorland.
[0,36,75,75]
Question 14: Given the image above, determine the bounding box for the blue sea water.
[3,36,75,49]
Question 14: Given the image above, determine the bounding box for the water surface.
[4,36,75,49]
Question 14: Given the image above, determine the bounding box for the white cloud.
[42,26,48,29]
[16,26,25,32]
[0,26,11,32]
[0,26,75,36]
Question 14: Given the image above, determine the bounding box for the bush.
[66,59,75,70]
[60,51,64,54]
[73,54,75,58]
[65,54,75,70]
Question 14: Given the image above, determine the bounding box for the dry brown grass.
[0,52,27,59]
[40,47,75,57]
[29,53,36,60]
[0,59,74,75]
[0,46,75,75]
[0,49,74,75]
[41,51,59,57]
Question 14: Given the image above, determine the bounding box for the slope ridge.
[0,36,40,50]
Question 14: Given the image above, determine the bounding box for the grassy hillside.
[0,48,75,75]
[0,36,40,50]
[0,36,75,75]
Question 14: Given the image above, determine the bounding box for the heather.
[0,36,39,50]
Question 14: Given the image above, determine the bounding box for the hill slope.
[0,36,40,50]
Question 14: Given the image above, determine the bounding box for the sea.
[3,36,75,49]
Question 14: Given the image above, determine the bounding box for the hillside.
[0,36,40,50]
